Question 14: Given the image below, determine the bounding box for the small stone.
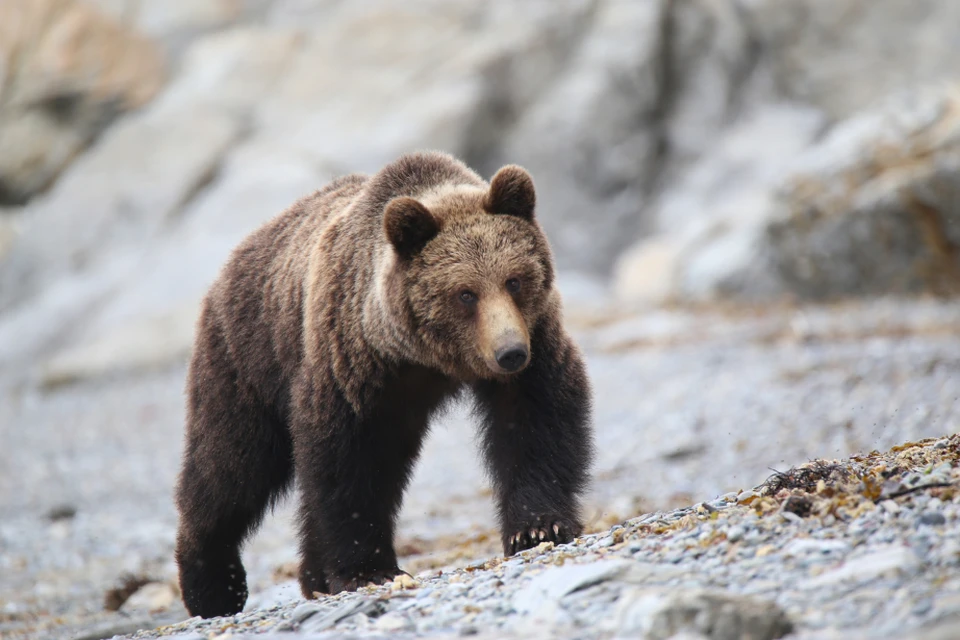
[288,601,325,624]
[597,536,615,548]
[374,611,414,632]
[391,573,417,591]
[737,491,760,505]
[726,526,745,542]
[918,512,947,527]
[780,511,802,524]
[879,500,901,514]
[781,539,849,557]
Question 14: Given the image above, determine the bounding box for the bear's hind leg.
[175,318,294,618]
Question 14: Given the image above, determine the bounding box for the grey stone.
[374,611,415,632]
[299,597,383,633]
[513,560,631,615]
[609,588,793,640]
[919,512,947,527]
[802,545,922,588]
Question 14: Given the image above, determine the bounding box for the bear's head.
[383,165,555,380]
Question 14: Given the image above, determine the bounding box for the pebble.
[918,512,947,527]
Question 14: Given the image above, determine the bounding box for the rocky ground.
[120,433,960,640]
[5,2,960,639]
[2,296,960,639]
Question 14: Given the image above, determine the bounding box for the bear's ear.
[484,165,536,220]
[384,197,440,259]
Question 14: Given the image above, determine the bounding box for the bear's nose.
[495,345,529,372]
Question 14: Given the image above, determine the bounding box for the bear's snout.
[478,294,530,376]
[495,344,529,372]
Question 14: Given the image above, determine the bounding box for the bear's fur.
[174,151,594,618]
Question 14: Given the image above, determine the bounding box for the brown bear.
[174,151,594,618]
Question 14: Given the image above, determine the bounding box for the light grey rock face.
[0,0,165,206]
[0,103,241,313]
[613,103,825,305]
[497,0,759,274]
[615,85,960,303]
[747,0,960,121]
[761,85,960,300]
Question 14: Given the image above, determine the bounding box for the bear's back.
[204,174,368,404]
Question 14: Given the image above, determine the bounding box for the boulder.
[747,0,960,120]
[609,588,793,640]
[0,0,165,205]
[616,85,960,302]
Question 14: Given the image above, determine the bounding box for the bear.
[174,151,594,618]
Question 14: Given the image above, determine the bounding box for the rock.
[37,302,198,389]
[918,512,947,527]
[617,84,960,302]
[613,104,824,305]
[71,618,155,640]
[119,581,178,614]
[513,560,631,615]
[761,85,960,300]
[609,588,793,640]
[253,1,592,175]
[134,0,242,46]
[781,538,850,557]
[497,0,665,274]
[915,614,960,640]
[17,136,323,384]
[501,0,764,274]
[374,611,415,632]
[802,545,921,588]
[746,0,960,120]
[299,598,384,634]
[0,101,240,308]
[0,0,165,205]
[288,601,326,624]
[0,211,19,261]
[152,26,302,115]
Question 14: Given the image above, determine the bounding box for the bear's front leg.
[473,318,594,556]
[292,373,429,596]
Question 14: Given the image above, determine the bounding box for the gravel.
[3,299,960,639]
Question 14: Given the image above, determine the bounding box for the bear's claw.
[505,518,576,555]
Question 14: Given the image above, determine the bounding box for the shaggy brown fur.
[174,151,594,618]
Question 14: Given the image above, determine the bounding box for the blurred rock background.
[3,1,960,638]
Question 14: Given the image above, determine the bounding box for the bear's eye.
[459,290,477,304]
[505,278,521,293]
